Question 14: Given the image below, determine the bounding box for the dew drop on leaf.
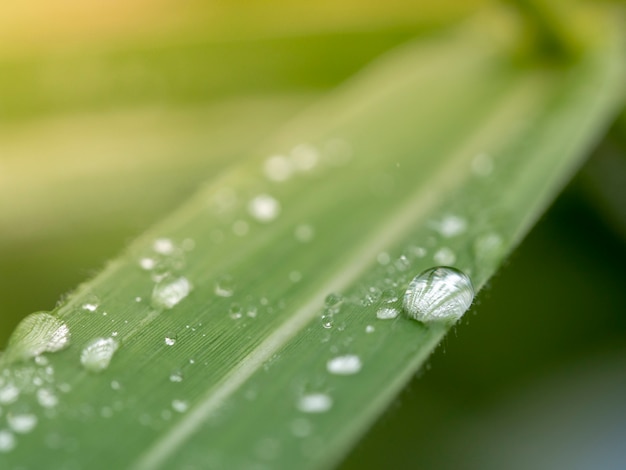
[376,307,399,320]
[297,393,333,413]
[403,267,474,323]
[6,312,71,361]
[80,338,119,373]
[152,276,192,309]
[326,355,362,375]
[248,194,280,222]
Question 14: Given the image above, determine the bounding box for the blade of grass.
[0,7,624,470]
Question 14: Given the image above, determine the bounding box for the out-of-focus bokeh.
[1,1,625,468]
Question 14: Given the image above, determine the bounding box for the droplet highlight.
[80,338,119,373]
[6,312,71,361]
[327,355,362,375]
[403,267,474,323]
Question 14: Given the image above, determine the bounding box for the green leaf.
[0,8,624,469]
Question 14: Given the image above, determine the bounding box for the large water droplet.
[0,431,15,453]
[152,277,192,309]
[248,194,280,222]
[6,312,71,361]
[297,393,332,413]
[403,267,474,323]
[80,338,119,373]
[327,355,362,375]
[7,413,37,434]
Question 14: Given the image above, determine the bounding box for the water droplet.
[246,306,258,318]
[297,393,332,413]
[172,399,188,413]
[37,388,58,408]
[214,275,235,297]
[376,307,399,320]
[289,271,302,283]
[365,325,375,333]
[290,144,319,171]
[361,286,381,306]
[229,303,243,320]
[431,215,467,238]
[139,257,156,271]
[7,414,37,434]
[248,194,280,223]
[294,224,315,243]
[152,276,192,309]
[321,315,333,329]
[0,430,15,453]
[327,355,362,375]
[472,153,494,177]
[169,370,184,383]
[81,300,99,312]
[433,247,456,265]
[403,267,474,323]
[264,155,294,182]
[6,312,71,361]
[0,384,19,404]
[153,238,175,255]
[164,333,177,346]
[80,338,119,373]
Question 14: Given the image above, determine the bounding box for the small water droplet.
[290,144,319,171]
[7,414,37,434]
[361,286,381,306]
[0,430,16,453]
[153,238,175,255]
[0,384,19,404]
[172,399,188,413]
[365,325,375,333]
[248,194,280,223]
[376,307,399,320]
[37,388,58,408]
[246,306,258,318]
[80,338,119,373]
[297,393,332,413]
[289,271,302,283]
[291,418,312,437]
[264,155,294,182]
[229,303,243,320]
[294,224,314,243]
[139,257,157,270]
[6,312,71,361]
[327,355,362,375]
[431,215,467,238]
[321,315,333,329]
[433,247,456,265]
[169,370,184,383]
[403,267,474,323]
[214,275,235,297]
[152,276,192,309]
[164,333,177,347]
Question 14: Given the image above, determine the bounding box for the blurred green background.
[1,1,624,468]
